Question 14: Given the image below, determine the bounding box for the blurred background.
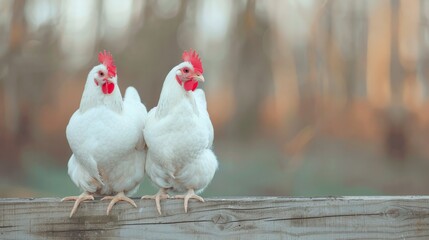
[1,0,429,198]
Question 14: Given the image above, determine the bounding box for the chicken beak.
[95,78,108,86]
[103,78,114,84]
[194,74,205,82]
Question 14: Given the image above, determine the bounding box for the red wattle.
[184,79,198,91]
[102,82,115,94]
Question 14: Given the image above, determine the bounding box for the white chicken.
[143,50,218,214]
[62,51,147,217]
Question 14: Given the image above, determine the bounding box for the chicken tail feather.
[124,86,141,103]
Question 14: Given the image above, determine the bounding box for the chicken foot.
[62,191,95,218]
[101,191,137,215]
[141,188,169,215]
[174,189,204,213]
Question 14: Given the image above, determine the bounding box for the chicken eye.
[183,68,189,73]
[98,71,105,77]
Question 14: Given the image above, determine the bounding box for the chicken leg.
[141,188,169,215]
[174,189,204,213]
[100,192,137,215]
[62,191,95,218]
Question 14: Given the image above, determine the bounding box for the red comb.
[182,49,203,74]
[98,50,117,78]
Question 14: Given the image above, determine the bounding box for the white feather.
[66,66,147,196]
[144,64,218,195]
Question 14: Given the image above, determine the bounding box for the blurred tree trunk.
[349,1,368,101]
[390,0,405,104]
[384,0,410,160]
[366,0,392,108]
[418,0,429,101]
[399,0,420,110]
[230,0,271,139]
[418,0,429,100]
[0,0,27,176]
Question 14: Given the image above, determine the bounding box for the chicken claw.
[174,189,204,213]
[141,188,169,215]
[101,192,137,215]
[62,192,94,218]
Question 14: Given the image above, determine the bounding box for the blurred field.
[1,0,429,197]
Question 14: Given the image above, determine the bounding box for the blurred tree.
[231,0,271,139]
[1,0,27,176]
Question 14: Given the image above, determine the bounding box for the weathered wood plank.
[1,196,429,239]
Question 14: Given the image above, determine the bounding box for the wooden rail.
[1,196,429,239]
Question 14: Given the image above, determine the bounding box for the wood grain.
[1,196,429,239]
